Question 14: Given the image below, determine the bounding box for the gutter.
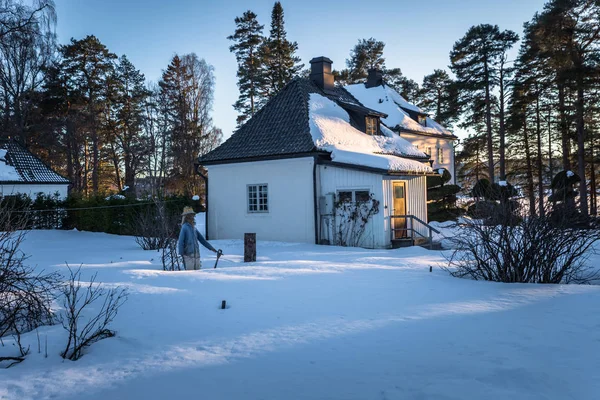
[195,163,209,240]
[312,156,319,245]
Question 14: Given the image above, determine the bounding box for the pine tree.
[385,68,421,104]
[450,24,518,184]
[113,55,150,192]
[346,38,385,83]
[419,69,459,128]
[60,35,117,194]
[261,2,303,99]
[228,11,265,126]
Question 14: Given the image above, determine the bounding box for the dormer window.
[417,115,427,126]
[365,116,378,135]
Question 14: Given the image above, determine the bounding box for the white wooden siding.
[317,165,385,248]
[400,132,456,184]
[207,157,315,244]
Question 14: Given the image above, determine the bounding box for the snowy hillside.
[1,228,599,400]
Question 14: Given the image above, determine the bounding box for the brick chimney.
[310,56,334,91]
[366,68,383,88]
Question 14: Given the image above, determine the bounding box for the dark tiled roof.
[200,78,374,164]
[0,139,70,184]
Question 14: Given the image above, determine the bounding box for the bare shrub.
[0,202,59,368]
[60,267,128,361]
[133,206,169,250]
[133,198,182,270]
[445,207,600,284]
[334,194,380,247]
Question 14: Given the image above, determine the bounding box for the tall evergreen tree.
[346,37,385,83]
[113,55,150,192]
[228,11,265,126]
[261,2,303,99]
[59,35,117,194]
[159,54,221,194]
[385,68,421,104]
[450,24,518,184]
[419,69,459,128]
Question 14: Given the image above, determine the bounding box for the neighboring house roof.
[0,139,70,184]
[200,77,432,175]
[344,83,458,139]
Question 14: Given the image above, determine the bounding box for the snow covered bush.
[334,193,380,248]
[60,267,128,361]
[445,210,600,284]
[0,203,59,368]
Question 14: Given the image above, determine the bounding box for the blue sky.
[54,0,547,140]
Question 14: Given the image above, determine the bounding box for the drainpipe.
[195,162,209,239]
[313,156,319,245]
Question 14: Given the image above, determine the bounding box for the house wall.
[206,157,316,244]
[383,176,429,240]
[317,165,429,248]
[317,164,386,248]
[0,183,68,199]
[399,132,456,184]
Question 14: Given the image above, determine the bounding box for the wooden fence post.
[244,233,256,262]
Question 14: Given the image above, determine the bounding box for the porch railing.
[390,215,441,250]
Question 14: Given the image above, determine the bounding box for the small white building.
[0,139,69,199]
[345,69,458,183]
[199,57,440,248]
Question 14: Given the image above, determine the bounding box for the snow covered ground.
[1,222,600,399]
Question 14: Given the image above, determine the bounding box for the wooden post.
[221,300,227,309]
[244,233,256,262]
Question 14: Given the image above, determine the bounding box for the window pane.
[338,191,352,202]
[394,185,404,198]
[355,190,370,202]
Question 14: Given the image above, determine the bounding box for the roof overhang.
[395,127,459,140]
[318,159,438,177]
[198,151,327,167]
[0,181,70,185]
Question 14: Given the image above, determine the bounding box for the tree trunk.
[484,60,495,183]
[499,65,506,181]
[575,66,588,217]
[523,118,536,216]
[558,83,571,171]
[535,90,545,216]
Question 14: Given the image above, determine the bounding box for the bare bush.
[133,198,182,270]
[133,206,169,250]
[334,194,380,248]
[0,203,59,368]
[445,207,600,284]
[60,267,128,361]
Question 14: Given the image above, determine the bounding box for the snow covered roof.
[309,93,431,174]
[0,139,70,184]
[344,83,457,138]
[200,78,432,175]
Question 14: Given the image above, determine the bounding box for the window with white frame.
[247,184,268,213]
[437,147,444,164]
[337,189,371,203]
[426,147,432,157]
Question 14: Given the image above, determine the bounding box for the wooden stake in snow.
[244,233,256,262]
[221,300,227,309]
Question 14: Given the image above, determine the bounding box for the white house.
[345,69,458,183]
[199,57,440,248]
[0,139,70,199]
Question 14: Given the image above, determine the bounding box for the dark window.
[248,184,268,212]
[365,117,377,135]
[338,189,371,203]
[338,191,352,203]
[355,190,370,202]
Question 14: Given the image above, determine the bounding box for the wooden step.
[391,238,414,248]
